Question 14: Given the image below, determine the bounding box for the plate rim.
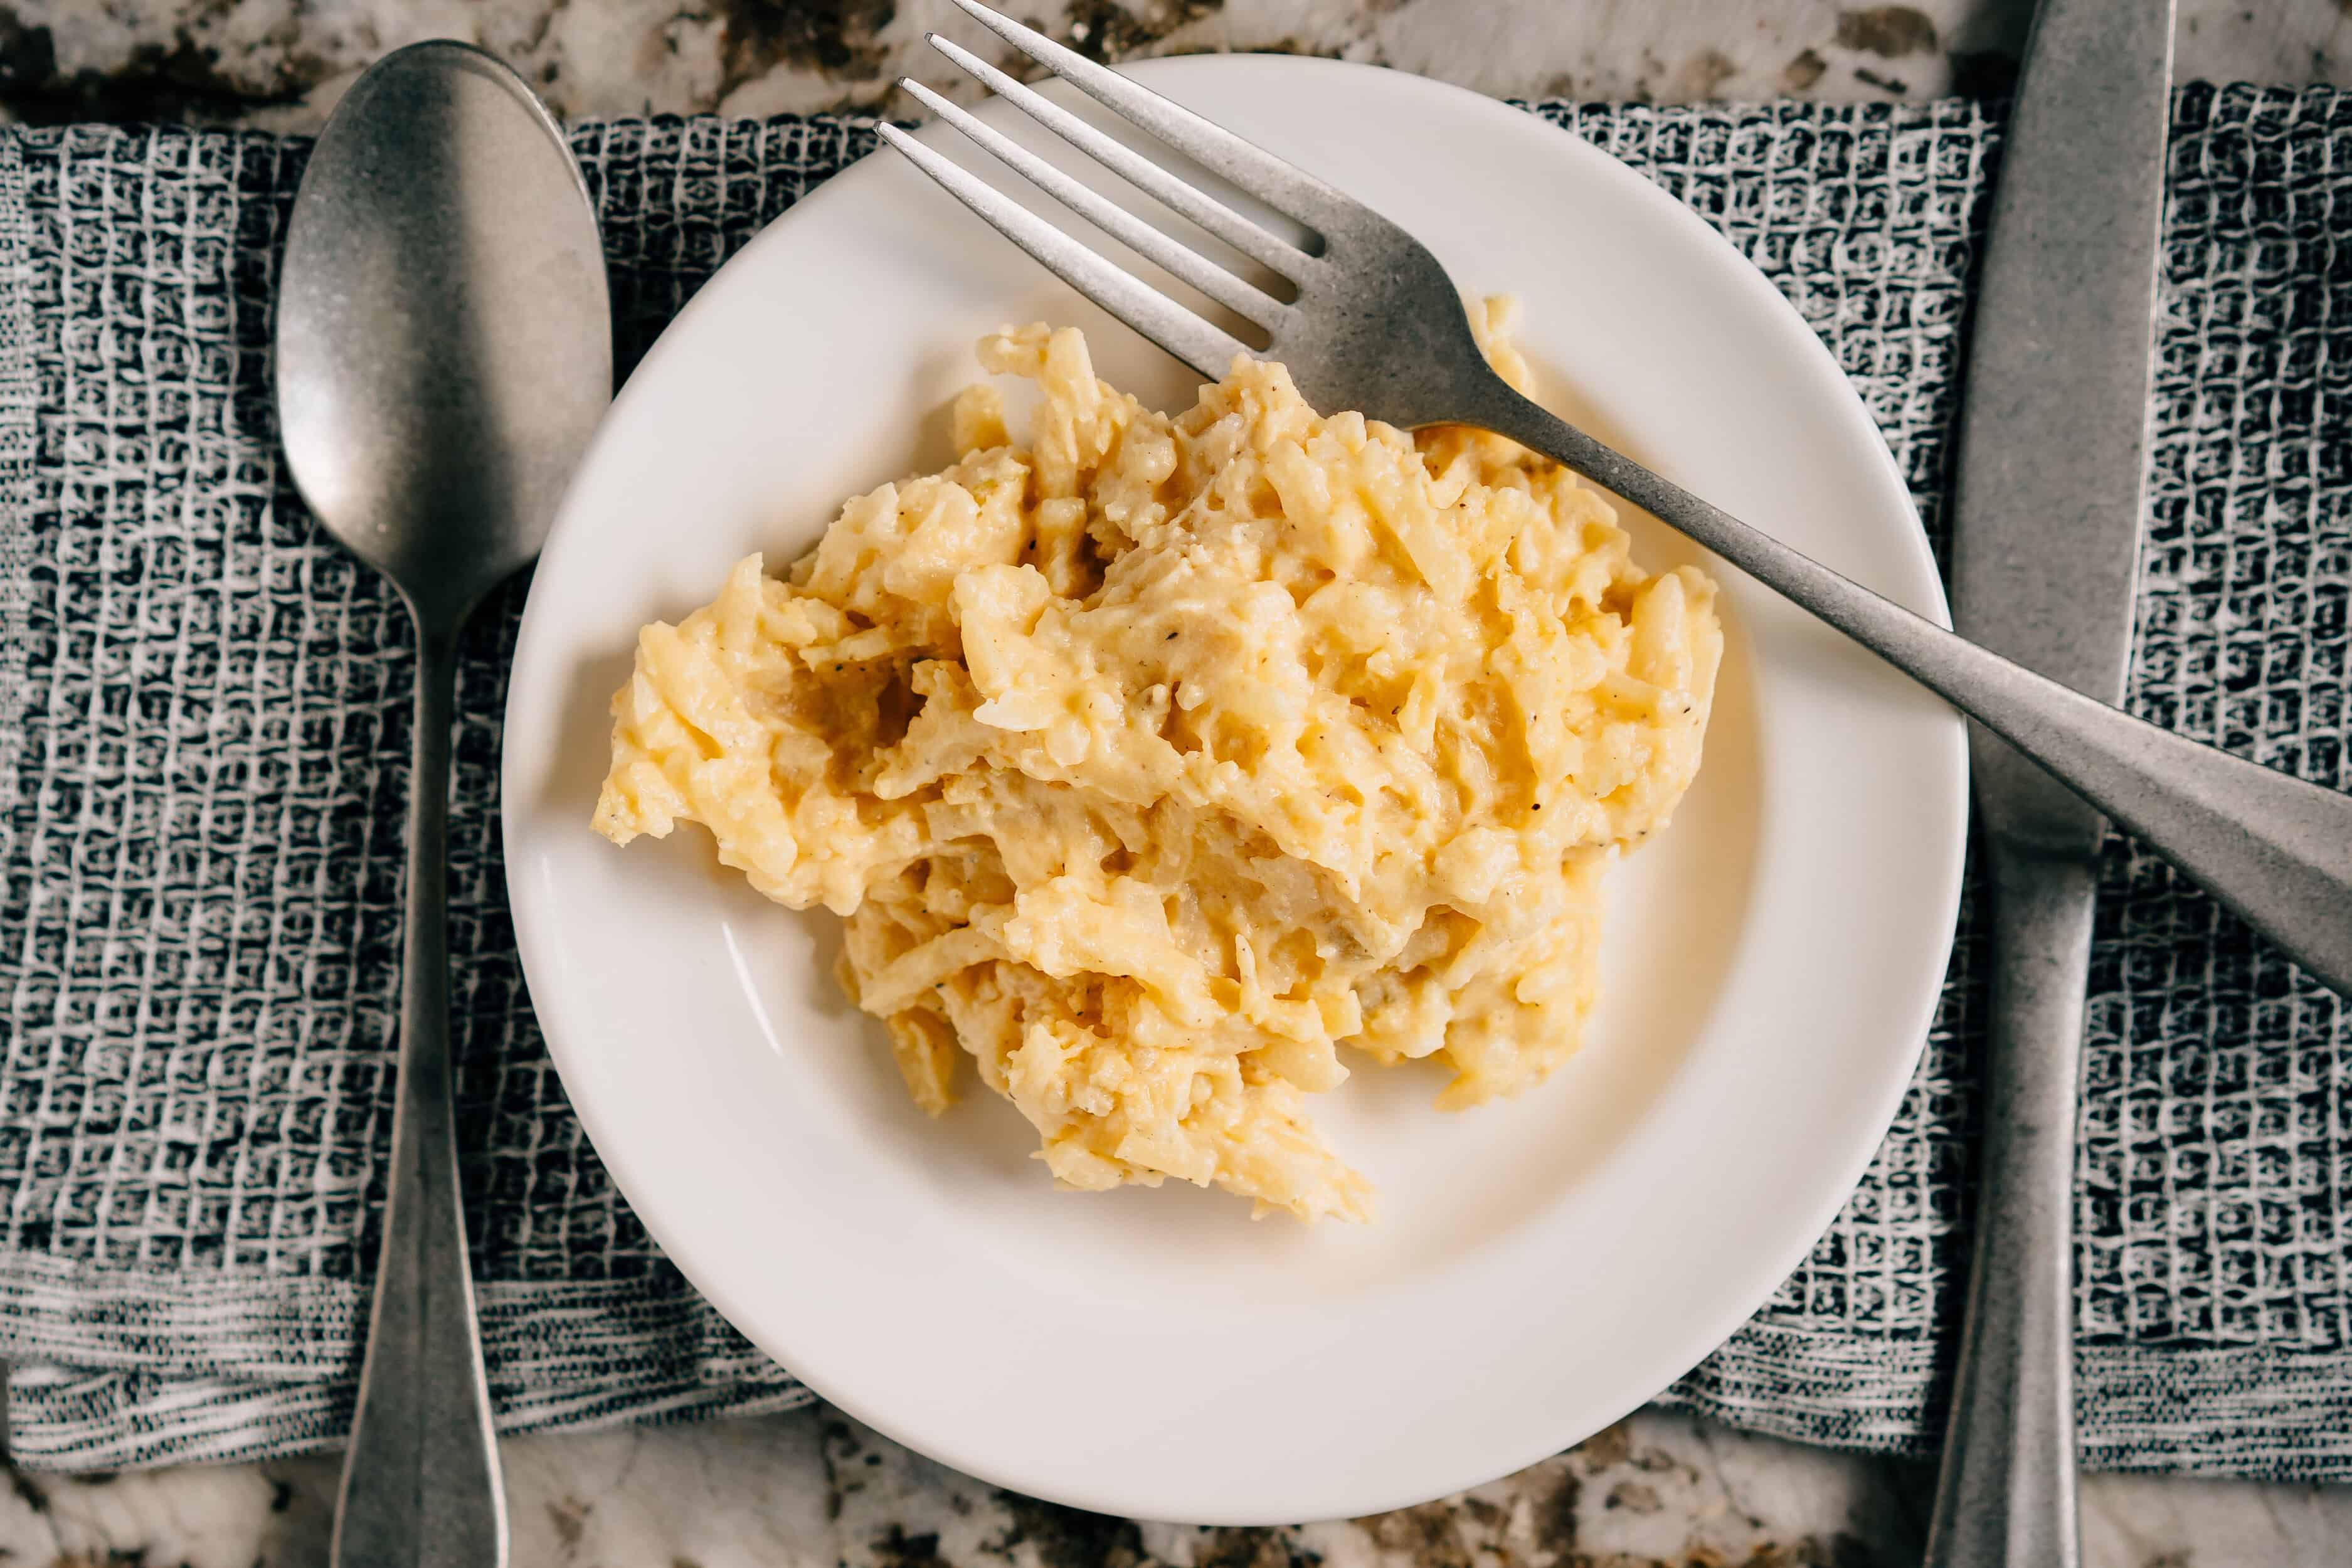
[503,52,1969,1524]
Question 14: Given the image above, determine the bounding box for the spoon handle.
[332,622,508,1568]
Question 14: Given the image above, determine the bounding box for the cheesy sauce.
[593,302,1721,1221]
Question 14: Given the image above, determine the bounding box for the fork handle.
[1480,389,2352,997]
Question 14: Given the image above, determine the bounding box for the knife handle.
[1483,389,2352,999]
[1922,844,2095,1568]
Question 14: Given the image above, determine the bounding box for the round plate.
[504,56,1965,1525]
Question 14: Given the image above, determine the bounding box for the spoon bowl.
[278,40,610,625]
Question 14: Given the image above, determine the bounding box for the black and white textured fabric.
[0,85,2346,1479]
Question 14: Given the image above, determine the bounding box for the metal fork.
[885,0,2352,998]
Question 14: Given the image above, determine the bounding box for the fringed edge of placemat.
[0,127,34,818]
[1664,1327,2352,1481]
[13,1244,2352,1480]
[5,1363,812,1471]
[0,1253,810,1470]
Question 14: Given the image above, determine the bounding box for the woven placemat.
[1,83,2346,1479]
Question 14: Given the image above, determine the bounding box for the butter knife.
[1923,2,2175,1565]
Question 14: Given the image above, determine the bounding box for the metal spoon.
[275,40,610,1568]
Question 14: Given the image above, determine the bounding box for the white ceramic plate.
[504,56,1965,1525]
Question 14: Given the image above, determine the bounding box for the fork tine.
[876,123,1247,383]
[901,78,1286,329]
[946,0,1347,232]
[922,33,1306,279]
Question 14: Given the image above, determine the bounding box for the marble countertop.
[8,0,2348,129]
[8,1404,2350,1567]
[6,2,2351,1565]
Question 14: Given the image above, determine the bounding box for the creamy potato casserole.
[593,302,1722,1222]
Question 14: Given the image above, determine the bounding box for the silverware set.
[277,3,2343,1560]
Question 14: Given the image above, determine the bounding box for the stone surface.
[5,1,2350,1565]
[0,0,2343,129]
[4,1405,2350,1567]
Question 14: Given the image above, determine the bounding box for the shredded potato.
[593,301,1722,1222]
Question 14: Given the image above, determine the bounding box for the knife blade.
[1954,6,2173,840]
[1925,3,2175,1566]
